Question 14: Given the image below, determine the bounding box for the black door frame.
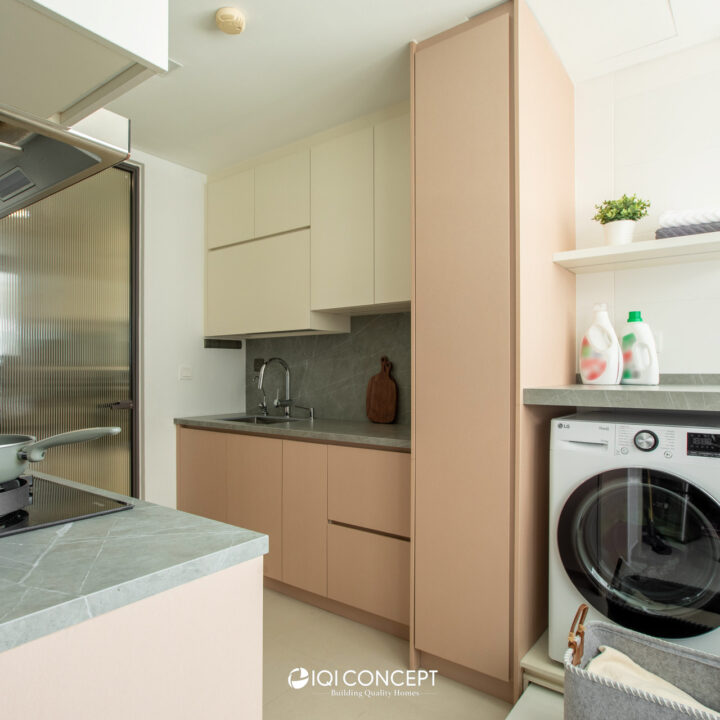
[117,161,140,499]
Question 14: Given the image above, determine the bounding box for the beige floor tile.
[264,589,512,719]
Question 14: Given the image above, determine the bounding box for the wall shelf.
[553,232,720,274]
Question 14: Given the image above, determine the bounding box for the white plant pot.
[603,219,636,246]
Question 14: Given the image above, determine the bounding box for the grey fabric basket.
[563,621,720,720]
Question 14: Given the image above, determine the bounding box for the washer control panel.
[615,424,679,458]
[687,432,720,458]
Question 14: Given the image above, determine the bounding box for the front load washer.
[548,411,720,662]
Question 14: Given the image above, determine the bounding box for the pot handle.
[19,427,121,462]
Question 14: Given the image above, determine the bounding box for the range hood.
[0,104,129,220]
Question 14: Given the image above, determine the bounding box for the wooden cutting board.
[366,356,397,424]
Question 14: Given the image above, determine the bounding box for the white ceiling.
[109,0,720,174]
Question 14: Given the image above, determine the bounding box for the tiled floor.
[263,589,511,719]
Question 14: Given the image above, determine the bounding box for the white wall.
[133,150,245,507]
[575,40,720,372]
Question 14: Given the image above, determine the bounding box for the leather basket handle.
[568,603,589,666]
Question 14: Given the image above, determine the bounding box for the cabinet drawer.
[328,524,409,624]
[327,446,410,537]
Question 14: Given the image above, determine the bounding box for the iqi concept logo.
[288,667,310,689]
[287,667,438,698]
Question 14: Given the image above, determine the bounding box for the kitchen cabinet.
[204,107,410,336]
[1,0,167,124]
[227,434,283,580]
[176,426,411,628]
[311,126,375,311]
[254,149,310,238]
[411,0,575,702]
[206,169,254,249]
[176,427,226,523]
[205,229,348,337]
[328,524,410,625]
[327,445,410,537]
[374,114,411,305]
[281,440,327,595]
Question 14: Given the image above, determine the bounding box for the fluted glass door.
[0,166,135,496]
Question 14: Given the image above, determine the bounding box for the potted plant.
[593,193,650,246]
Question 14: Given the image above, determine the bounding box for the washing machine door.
[558,467,720,638]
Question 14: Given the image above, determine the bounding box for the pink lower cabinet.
[327,523,410,625]
[327,446,410,536]
[226,434,283,580]
[326,446,411,625]
[281,440,328,596]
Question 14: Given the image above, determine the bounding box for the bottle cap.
[627,310,643,322]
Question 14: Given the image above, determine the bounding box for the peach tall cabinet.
[411,0,576,702]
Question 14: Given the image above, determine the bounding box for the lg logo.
[288,667,309,689]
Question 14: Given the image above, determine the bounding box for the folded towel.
[656,221,720,239]
[586,646,718,716]
[659,208,720,228]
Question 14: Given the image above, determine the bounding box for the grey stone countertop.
[174,414,411,450]
[523,384,720,412]
[0,474,267,654]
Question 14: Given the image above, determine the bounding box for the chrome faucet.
[257,357,292,417]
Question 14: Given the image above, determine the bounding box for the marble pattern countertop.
[174,414,411,450]
[0,474,267,653]
[523,384,720,412]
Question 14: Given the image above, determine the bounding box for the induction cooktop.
[0,475,132,538]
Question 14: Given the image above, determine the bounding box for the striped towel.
[658,207,720,228]
[656,221,720,239]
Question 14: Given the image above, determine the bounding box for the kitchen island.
[0,474,267,719]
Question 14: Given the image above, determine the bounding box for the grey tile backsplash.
[245,313,410,424]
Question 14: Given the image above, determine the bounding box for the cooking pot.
[0,427,121,484]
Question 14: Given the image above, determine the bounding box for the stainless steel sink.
[220,415,300,425]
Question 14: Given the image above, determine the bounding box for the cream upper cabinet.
[205,229,348,337]
[374,114,411,305]
[310,126,375,311]
[0,0,166,124]
[254,149,310,238]
[204,106,410,335]
[206,170,254,249]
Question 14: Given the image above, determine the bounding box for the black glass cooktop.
[0,476,132,538]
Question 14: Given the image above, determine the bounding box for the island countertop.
[0,474,267,654]
[174,414,411,450]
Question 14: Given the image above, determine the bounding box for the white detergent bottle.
[621,311,659,385]
[579,303,623,385]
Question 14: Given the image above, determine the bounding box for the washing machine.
[548,411,720,662]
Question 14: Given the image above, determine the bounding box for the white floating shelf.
[553,231,720,273]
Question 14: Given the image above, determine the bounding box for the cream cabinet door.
[310,127,374,310]
[374,114,411,305]
[206,230,311,335]
[254,149,310,238]
[207,169,254,249]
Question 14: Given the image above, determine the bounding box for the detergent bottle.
[621,311,659,385]
[579,304,623,385]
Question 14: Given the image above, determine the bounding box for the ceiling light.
[215,7,246,35]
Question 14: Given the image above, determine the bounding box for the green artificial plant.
[593,194,650,224]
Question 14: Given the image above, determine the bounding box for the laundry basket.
[563,606,720,720]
